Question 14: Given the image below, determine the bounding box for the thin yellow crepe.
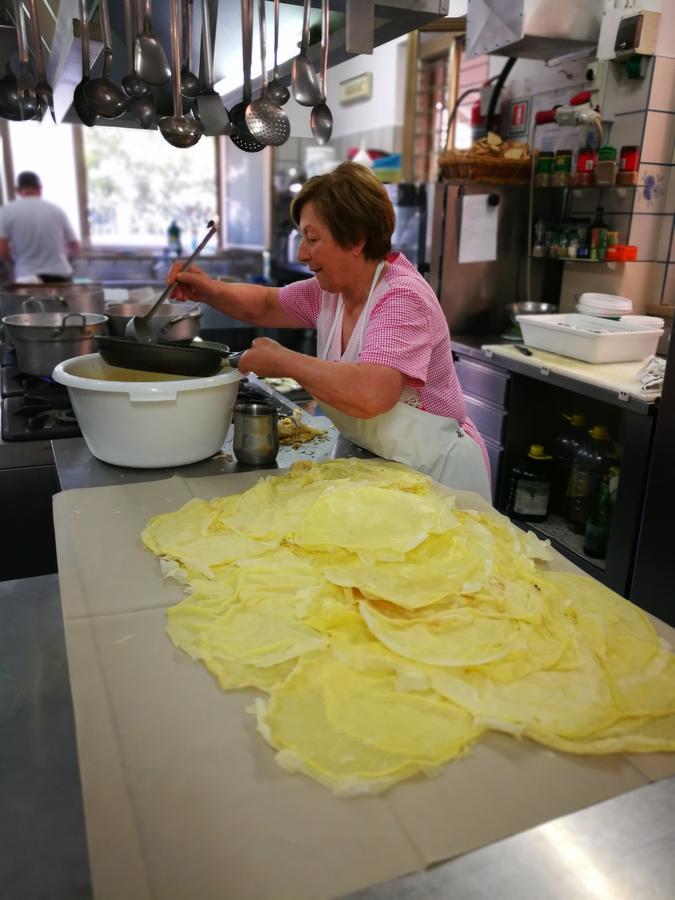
[255,653,481,795]
[142,458,675,796]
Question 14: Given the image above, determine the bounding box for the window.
[82,128,217,248]
[7,119,81,238]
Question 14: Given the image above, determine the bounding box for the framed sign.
[338,72,373,105]
[509,98,530,136]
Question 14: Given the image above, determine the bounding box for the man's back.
[0,196,77,280]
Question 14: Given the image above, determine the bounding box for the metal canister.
[233,402,279,465]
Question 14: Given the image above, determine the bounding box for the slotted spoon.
[245,0,290,146]
[228,0,264,153]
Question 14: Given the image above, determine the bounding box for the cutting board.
[53,471,675,900]
[482,344,658,402]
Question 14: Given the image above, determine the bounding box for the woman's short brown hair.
[290,162,395,260]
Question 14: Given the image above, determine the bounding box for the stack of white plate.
[577,292,633,317]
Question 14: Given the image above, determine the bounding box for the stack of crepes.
[142,459,675,795]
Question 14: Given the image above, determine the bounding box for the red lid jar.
[574,147,597,187]
[617,146,640,186]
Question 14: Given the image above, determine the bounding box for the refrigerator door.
[434,184,539,334]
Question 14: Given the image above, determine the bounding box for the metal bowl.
[507,302,557,327]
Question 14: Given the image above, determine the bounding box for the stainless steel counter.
[3,574,674,899]
[3,385,675,898]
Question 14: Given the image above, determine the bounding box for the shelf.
[530,256,629,264]
[534,183,641,191]
[511,514,607,574]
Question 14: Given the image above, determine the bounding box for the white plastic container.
[516,314,664,364]
[52,354,243,468]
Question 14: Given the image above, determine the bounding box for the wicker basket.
[439,153,533,185]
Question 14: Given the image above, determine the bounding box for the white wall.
[283,37,407,141]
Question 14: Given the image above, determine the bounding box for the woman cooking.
[168,162,491,500]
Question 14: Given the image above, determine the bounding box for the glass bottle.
[566,425,613,533]
[551,413,585,516]
[167,220,182,256]
[583,476,613,559]
[589,207,609,262]
[506,444,553,523]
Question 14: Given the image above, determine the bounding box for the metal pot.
[0,282,106,318]
[507,302,558,327]
[2,312,109,376]
[104,301,202,342]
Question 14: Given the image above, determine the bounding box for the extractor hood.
[1,1,449,127]
[466,0,605,61]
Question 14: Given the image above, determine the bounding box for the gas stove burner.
[1,344,17,367]
[1,364,71,404]
[1,395,82,442]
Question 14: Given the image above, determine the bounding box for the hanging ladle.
[85,0,128,119]
[13,0,39,122]
[158,0,203,148]
[121,0,155,128]
[135,0,171,86]
[245,0,290,147]
[126,220,217,344]
[194,0,231,136]
[73,0,97,126]
[310,0,333,145]
[267,0,290,106]
[291,0,321,107]
[180,0,202,99]
[0,63,23,121]
[26,0,55,121]
[122,0,150,98]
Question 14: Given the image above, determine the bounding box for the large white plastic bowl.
[53,353,243,468]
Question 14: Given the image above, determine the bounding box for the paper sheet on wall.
[458,194,498,264]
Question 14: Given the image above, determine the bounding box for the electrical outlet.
[585,60,610,107]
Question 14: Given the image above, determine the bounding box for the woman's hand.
[238,337,294,377]
[167,263,216,303]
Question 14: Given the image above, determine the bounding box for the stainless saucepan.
[0,282,105,317]
[2,311,109,376]
[105,301,202,342]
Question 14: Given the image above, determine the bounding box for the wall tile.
[559,260,666,312]
[663,264,675,304]
[629,214,672,261]
[607,111,647,155]
[649,57,675,112]
[642,111,675,164]
[634,163,671,213]
[665,168,675,217]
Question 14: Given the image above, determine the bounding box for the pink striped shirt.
[278,252,490,476]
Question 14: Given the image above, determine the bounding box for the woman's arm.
[167,264,305,329]
[239,338,405,418]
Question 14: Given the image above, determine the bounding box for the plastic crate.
[516,314,663,364]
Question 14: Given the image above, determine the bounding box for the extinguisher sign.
[510,99,529,135]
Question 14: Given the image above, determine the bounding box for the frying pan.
[95,335,245,377]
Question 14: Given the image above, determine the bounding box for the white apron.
[318,262,492,502]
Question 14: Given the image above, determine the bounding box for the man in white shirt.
[0,171,79,283]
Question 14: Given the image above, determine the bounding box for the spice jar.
[534,151,554,187]
[595,146,617,186]
[552,149,573,187]
[574,147,596,187]
[617,145,640,186]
